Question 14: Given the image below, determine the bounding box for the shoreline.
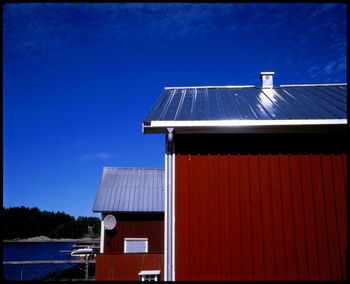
[36,263,95,281]
[3,236,100,243]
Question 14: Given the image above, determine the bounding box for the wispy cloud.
[78,152,114,162]
[3,2,347,68]
[4,3,224,61]
[305,54,347,83]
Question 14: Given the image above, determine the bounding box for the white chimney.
[260,72,275,88]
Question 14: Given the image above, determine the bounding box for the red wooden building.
[92,167,164,281]
[142,72,347,281]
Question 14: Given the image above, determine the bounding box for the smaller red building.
[92,167,164,281]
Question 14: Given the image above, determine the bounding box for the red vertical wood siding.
[228,155,242,280]
[104,214,163,253]
[258,155,275,280]
[175,153,347,281]
[95,253,164,281]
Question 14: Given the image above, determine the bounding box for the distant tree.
[53,220,77,238]
[2,206,100,239]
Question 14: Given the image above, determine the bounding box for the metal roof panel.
[93,167,164,213]
[143,84,347,133]
[144,85,346,122]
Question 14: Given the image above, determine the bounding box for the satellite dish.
[104,214,116,230]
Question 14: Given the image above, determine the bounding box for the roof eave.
[142,119,347,134]
[92,210,164,214]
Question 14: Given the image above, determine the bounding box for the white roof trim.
[149,119,347,128]
[164,83,347,90]
[279,83,347,87]
[164,85,255,90]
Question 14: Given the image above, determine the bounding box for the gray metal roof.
[93,167,164,213]
[143,84,347,133]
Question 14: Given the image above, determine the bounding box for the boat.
[69,247,94,260]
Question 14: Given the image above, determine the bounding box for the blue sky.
[3,3,347,218]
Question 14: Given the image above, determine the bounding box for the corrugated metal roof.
[144,85,347,123]
[93,167,164,213]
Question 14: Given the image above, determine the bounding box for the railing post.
[85,259,89,280]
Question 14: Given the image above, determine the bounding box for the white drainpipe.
[100,216,104,254]
[165,128,175,281]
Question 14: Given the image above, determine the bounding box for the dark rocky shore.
[3,236,95,243]
[35,263,95,281]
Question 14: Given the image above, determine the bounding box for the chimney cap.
[259,71,275,88]
[259,71,275,78]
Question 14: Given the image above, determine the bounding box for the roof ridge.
[279,83,347,87]
[164,83,347,90]
[103,167,164,170]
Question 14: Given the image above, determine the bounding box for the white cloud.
[324,61,337,74]
[78,152,114,162]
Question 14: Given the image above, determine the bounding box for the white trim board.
[100,219,104,254]
[172,150,175,281]
[164,83,346,90]
[164,85,255,90]
[164,153,168,281]
[148,119,347,128]
[280,83,347,87]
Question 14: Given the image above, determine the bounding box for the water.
[3,242,75,281]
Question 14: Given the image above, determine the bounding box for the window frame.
[124,237,149,253]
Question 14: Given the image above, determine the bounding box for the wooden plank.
[288,154,308,280]
[193,154,201,280]
[203,155,212,280]
[182,154,189,280]
[309,155,331,280]
[257,154,275,280]
[279,155,297,280]
[185,154,194,280]
[95,255,101,280]
[320,154,342,280]
[95,253,164,281]
[217,154,232,280]
[331,154,347,280]
[331,154,347,279]
[191,154,200,280]
[108,254,113,280]
[3,260,95,265]
[238,154,253,280]
[268,154,286,280]
[342,154,347,195]
[248,154,265,280]
[211,155,223,280]
[228,154,242,280]
[299,154,320,280]
[96,254,103,280]
[202,154,212,280]
[208,154,221,280]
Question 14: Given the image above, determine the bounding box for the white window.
[138,270,161,281]
[124,238,148,253]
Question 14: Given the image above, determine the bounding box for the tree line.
[2,206,101,239]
